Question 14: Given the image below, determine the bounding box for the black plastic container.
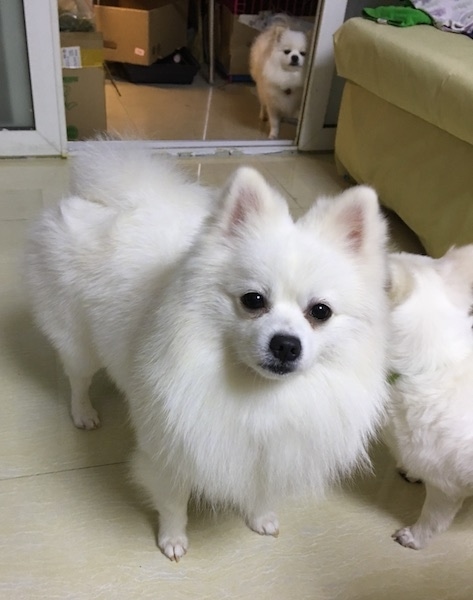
[122,48,200,85]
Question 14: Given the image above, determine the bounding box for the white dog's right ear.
[218,166,288,235]
[440,245,473,284]
[299,185,387,255]
[271,25,286,43]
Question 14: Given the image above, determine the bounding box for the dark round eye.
[241,292,266,311]
[310,303,332,321]
[284,49,291,55]
[300,51,306,57]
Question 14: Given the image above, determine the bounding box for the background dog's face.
[274,28,307,70]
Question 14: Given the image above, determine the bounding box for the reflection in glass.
[0,1,34,130]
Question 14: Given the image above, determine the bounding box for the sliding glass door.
[0,0,67,157]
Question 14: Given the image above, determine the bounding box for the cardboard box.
[60,31,104,67]
[216,7,258,79]
[60,32,107,141]
[122,48,199,84]
[94,0,188,66]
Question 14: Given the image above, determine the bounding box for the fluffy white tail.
[70,141,186,210]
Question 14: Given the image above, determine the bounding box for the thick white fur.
[250,24,308,139]
[25,143,389,561]
[386,247,473,549]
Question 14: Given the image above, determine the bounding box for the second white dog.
[386,246,473,549]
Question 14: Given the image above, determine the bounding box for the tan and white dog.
[250,23,308,139]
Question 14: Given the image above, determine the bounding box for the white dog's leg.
[68,371,99,430]
[245,494,279,537]
[266,109,280,140]
[61,351,100,430]
[132,449,191,562]
[259,104,267,122]
[393,483,463,549]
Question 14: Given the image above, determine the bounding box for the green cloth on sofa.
[362,6,433,27]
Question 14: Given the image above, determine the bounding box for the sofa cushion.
[334,17,473,147]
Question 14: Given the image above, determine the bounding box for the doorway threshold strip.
[68,139,297,158]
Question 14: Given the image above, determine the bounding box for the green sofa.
[333,17,473,257]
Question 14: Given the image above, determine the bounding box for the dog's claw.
[72,408,101,430]
[392,527,422,550]
[397,469,422,484]
[248,512,280,537]
[159,535,188,562]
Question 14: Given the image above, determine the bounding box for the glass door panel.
[0,0,67,157]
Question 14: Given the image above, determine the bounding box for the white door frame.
[297,0,348,152]
[0,0,67,158]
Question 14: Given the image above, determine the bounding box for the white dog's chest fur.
[261,66,303,111]
[130,334,384,509]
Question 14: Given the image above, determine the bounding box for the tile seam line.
[0,460,126,482]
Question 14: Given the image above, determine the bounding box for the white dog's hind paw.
[158,535,188,562]
[247,512,280,537]
[397,468,422,484]
[72,407,101,430]
[392,527,422,550]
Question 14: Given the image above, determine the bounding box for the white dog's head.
[388,246,473,372]
[272,26,308,71]
[202,168,388,381]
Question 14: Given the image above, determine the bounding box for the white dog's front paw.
[247,512,279,537]
[71,406,101,430]
[392,527,422,550]
[158,534,189,562]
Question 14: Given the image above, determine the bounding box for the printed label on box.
[61,46,82,68]
[134,47,145,57]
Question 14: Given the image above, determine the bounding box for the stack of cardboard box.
[60,31,107,140]
[60,0,189,140]
[94,0,188,66]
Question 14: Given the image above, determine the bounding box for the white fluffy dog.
[25,144,389,561]
[386,246,473,549]
[250,23,308,139]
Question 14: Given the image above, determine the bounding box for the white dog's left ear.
[300,185,387,255]
[387,255,415,306]
[219,166,288,235]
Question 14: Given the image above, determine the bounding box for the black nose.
[290,55,299,65]
[269,334,301,362]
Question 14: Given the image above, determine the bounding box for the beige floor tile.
[0,220,31,264]
[1,150,467,600]
[0,158,69,207]
[1,455,472,599]
[203,82,296,141]
[0,190,43,220]
[255,153,348,213]
[104,75,298,142]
